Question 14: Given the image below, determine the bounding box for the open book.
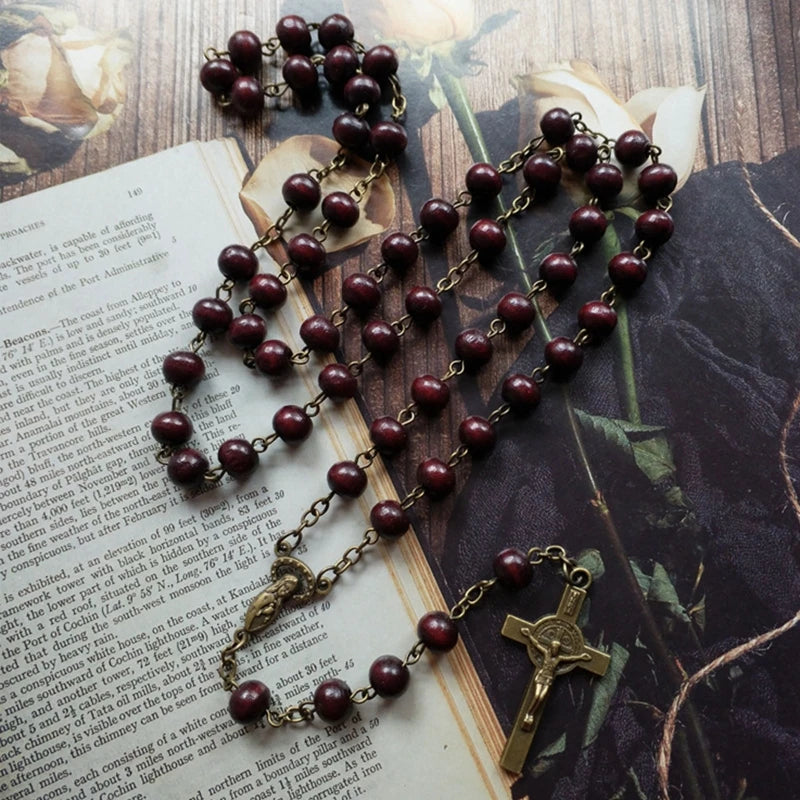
[0,140,512,799]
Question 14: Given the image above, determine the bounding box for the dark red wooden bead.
[539,252,578,291]
[300,314,340,353]
[249,273,287,310]
[163,351,204,388]
[313,679,352,722]
[199,59,237,95]
[323,45,359,86]
[565,133,599,172]
[586,163,624,204]
[369,417,407,456]
[273,405,312,442]
[420,198,459,239]
[417,611,459,652]
[342,273,381,315]
[167,448,208,487]
[362,45,398,83]
[493,548,533,589]
[417,458,455,499]
[192,298,232,333]
[218,243,258,281]
[282,54,318,92]
[282,173,321,211]
[635,209,674,247]
[544,336,584,381]
[540,107,575,145]
[522,154,562,195]
[455,328,493,371]
[578,300,618,338]
[501,374,541,414]
[638,163,678,201]
[465,162,503,200]
[322,191,359,228]
[362,320,399,363]
[608,252,647,292]
[370,500,410,539]
[370,121,408,159]
[332,112,370,150]
[405,285,442,326]
[615,129,651,167]
[369,655,409,697]
[287,233,327,278]
[318,363,358,400]
[381,232,419,273]
[218,439,259,477]
[569,205,608,244]
[344,74,381,108]
[254,339,293,375]
[469,218,507,259]
[318,13,354,50]
[327,461,367,498]
[230,76,263,116]
[151,411,192,445]
[458,416,496,457]
[229,680,270,723]
[497,292,535,333]
[228,313,266,349]
[227,30,262,74]
[276,15,311,54]
[411,375,450,415]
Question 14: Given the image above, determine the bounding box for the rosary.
[152,13,678,774]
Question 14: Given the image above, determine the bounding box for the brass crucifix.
[499,580,610,773]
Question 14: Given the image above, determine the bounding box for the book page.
[0,140,510,799]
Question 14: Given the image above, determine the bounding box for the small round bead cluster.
[227,546,544,725]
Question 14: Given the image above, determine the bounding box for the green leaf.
[582,641,629,748]
[530,731,566,776]
[631,560,690,624]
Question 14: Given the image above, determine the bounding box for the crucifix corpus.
[500,574,610,773]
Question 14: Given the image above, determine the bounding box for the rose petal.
[239,135,396,253]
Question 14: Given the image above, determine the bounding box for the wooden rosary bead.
[318,363,358,400]
[228,313,266,349]
[614,130,651,167]
[249,273,287,310]
[151,411,193,445]
[273,405,312,442]
[369,417,407,456]
[544,336,584,381]
[465,162,503,201]
[608,252,647,292]
[493,547,533,589]
[163,351,204,388]
[218,243,259,282]
[565,133,598,172]
[327,460,368,498]
[362,45,398,83]
[417,611,459,652]
[332,112,370,150]
[497,292,535,333]
[282,54,318,93]
[419,198,459,240]
[370,121,408,159]
[287,233,326,278]
[342,272,381,315]
[381,232,419,273]
[192,298,233,333]
[454,328,493,371]
[227,30,262,74]
[522,154,562,195]
[230,76,263,116]
[469,218,507,259]
[362,320,399,363]
[318,13,354,50]
[417,458,455,499]
[218,439,259,477]
[229,680,270,723]
[405,285,442,326]
[199,59,237,95]
[282,174,321,211]
[254,340,293,375]
[638,163,677,201]
[585,163,624,204]
[578,301,618,338]
[167,448,209,487]
[344,75,381,108]
[323,45,359,87]
[635,209,674,247]
[313,679,352,722]
[569,205,608,244]
[369,655,409,697]
[458,416,496,457]
[370,500,410,539]
[501,374,541,415]
[540,107,574,145]
[411,375,450,415]
[299,314,339,352]
[538,252,578,291]
[275,15,311,54]
[322,191,360,228]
